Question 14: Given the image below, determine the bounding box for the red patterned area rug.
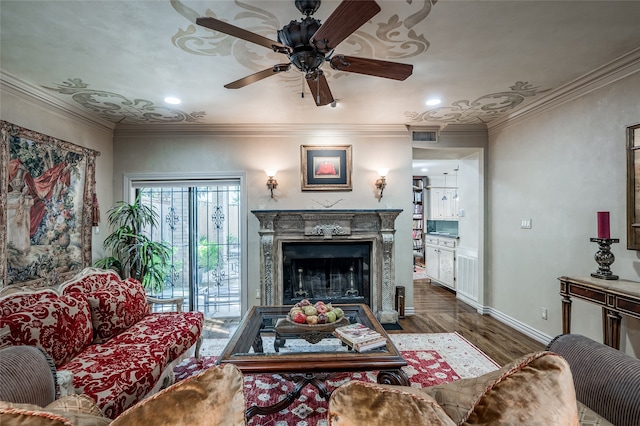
[174,333,498,426]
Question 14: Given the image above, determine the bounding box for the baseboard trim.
[485,307,553,345]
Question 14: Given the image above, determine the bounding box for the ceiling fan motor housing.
[278,17,325,73]
[295,0,321,16]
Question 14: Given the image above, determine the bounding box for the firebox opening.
[282,242,371,306]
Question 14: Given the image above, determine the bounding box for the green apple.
[333,307,344,318]
[326,311,337,323]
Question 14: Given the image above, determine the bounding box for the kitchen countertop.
[426,232,459,239]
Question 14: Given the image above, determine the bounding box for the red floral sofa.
[0,267,204,419]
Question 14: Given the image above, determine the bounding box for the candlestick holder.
[590,238,619,280]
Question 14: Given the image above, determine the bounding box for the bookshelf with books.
[412,176,426,266]
[333,322,388,352]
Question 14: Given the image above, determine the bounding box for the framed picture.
[627,123,640,250]
[301,145,352,191]
[1,120,99,288]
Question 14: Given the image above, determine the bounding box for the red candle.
[597,212,610,239]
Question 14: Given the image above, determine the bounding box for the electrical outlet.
[256,289,261,299]
[521,219,532,229]
[541,307,548,320]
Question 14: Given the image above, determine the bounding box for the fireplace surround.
[252,209,402,323]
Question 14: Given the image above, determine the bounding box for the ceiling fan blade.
[311,0,381,52]
[330,55,413,81]
[224,64,291,89]
[196,17,290,53]
[306,73,334,106]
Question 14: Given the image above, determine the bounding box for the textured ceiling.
[1,0,640,127]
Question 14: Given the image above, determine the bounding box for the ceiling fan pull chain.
[316,75,320,104]
[301,74,305,98]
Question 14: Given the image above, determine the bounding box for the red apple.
[292,311,307,324]
[315,304,328,314]
[317,313,328,324]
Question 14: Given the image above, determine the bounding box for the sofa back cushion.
[0,294,93,368]
[59,268,122,294]
[84,280,150,343]
[0,290,59,316]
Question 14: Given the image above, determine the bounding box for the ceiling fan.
[196,0,413,106]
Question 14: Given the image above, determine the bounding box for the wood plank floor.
[391,278,545,366]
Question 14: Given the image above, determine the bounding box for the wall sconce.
[265,170,278,198]
[375,168,389,200]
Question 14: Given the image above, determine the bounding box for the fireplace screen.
[282,242,371,306]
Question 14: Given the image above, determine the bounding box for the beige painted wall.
[0,86,114,263]
[488,71,640,356]
[112,127,415,311]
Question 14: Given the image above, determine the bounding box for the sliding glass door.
[135,181,242,319]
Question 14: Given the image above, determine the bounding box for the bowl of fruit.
[287,299,347,328]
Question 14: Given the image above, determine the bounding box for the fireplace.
[282,242,371,306]
[252,209,402,323]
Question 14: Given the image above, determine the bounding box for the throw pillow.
[111,364,246,426]
[329,381,456,426]
[0,396,110,426]
[0,294,93,367]
[84,280,149,343]
[421,351,579,425]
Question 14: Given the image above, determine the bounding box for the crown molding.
[488,47,640,134]
[0,71,115,134]
[113,123,410,138]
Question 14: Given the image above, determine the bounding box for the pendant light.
[453,167,459,200]
[442,172,448,201]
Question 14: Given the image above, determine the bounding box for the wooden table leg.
[561,294,572,334]
[377,369,410,386]
[605,309,622,349]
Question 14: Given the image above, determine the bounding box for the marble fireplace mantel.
[251,209,402,323]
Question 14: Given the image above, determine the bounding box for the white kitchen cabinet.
[424,237,456,290]
[429,189,457,220]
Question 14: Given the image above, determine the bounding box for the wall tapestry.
[1,120,99,288]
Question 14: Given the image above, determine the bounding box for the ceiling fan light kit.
[195,0,413,107]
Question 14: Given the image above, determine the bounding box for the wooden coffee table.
[216,304,408,419]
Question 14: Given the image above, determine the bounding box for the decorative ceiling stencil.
[43,79,206,124]
[170,0,433,86]
[405,81,551,124]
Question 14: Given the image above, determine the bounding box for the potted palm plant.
[95,192,171,294]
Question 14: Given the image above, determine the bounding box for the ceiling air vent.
[412,131,438,142]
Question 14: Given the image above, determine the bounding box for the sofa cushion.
[0,290,59,316]
[111,364,246,426]
[0,294,93,367]
[422,351,579,425]
[82,280,150,343]
[58,343,169,419]
[329,381,456,426]
[59,268,122,294]
[110,311,204,361]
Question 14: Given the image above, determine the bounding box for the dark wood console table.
[559,276,640,349]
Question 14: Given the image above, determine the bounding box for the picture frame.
[301,145,352,191]
[626,123,640,250]
[1,120,99,288]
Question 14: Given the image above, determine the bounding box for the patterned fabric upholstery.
[0,293,93,367]
[59,343,169,419]
[1,267,204,420]
[547,334,640,426]
[112,312,204,362]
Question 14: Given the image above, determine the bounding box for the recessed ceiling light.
[426,98,441,106]
[421,168,429,172]
[164,97,181,105]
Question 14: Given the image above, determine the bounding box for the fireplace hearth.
[252,209,402,323]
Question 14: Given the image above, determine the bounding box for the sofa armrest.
[547,334,640,426]
[146,296,183,312]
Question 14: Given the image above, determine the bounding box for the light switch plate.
[521,219,532,229]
